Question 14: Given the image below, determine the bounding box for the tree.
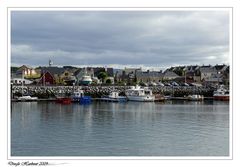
[11,66,19,73]
[97,72,108,83]
[105,78,112,85]
[173,68,184,76]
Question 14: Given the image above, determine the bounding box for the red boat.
[56,97,72,104]
[213,87,229,101]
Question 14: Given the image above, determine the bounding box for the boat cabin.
[126,86,153,96]
[73,90,84,98]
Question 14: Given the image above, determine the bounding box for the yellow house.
[59,69,76,85]
[17,65,41,79]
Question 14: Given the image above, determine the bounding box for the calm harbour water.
[11,101,229,156]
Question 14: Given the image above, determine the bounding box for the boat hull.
[56,97,72,104]
[187,95,204,101]
[79,96,92,104]
[18,96,38,101]
[213,95,229,101]
[101,97,127,102]
[127,95,155,102]
[80,79,92,85]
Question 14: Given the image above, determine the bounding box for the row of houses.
[115,64,229,86]
[11,65,114,86]
[11,64,229,86]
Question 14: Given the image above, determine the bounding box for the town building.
[38,66,65,85]
[136,70,164,83]
[13,65,41,79]
[163,70,179,81]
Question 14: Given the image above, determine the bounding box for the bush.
[105,79,112,85]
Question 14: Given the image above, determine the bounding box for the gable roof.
[40,67,65,75]
[73,68,82,76]
[136,71,164,77]
[215,64,226,71]
[199,66,216,73]
[164,71,179,78]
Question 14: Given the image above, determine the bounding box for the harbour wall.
[11,85,215,98]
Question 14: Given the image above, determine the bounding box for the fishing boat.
[80,75,92,85]
[213,86,229,101]
[187,94,204,101]
[55,90,72,104]
[125,85,155,102]
[18,95,38,101]
[101,91,127,102]
[56,97,72,104]
[71,90,92,104]
[80,68,92,85]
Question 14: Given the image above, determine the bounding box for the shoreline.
[11,97,215,102]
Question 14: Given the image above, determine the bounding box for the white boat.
[125,85,155,102]
[80,68,92,85]
[101,91,127,102]
[213,86,229,101]
[18,95,38,101]
[187,94,204,101]
[80,75,92,85]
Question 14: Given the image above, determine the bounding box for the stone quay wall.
[11,85,215,99]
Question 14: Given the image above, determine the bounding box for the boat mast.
[22,69,24,96]
[43,71,45,87]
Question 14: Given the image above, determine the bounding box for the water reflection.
[11,101,229,156]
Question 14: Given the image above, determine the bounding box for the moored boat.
[187,94,204,101]
[125,85,155,102]
[213,87,229,101]
[56,97,72,104]
[101,91,127,102]
[80,68,92,85]
[71,90,92,104]
[80,75,92,85]
[18,95,38,101]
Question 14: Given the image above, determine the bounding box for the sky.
[11,10,230,70]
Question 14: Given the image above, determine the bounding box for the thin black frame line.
[7,7,233,160]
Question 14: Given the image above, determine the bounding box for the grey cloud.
[11,10,229,68]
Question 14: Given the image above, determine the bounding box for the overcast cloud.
[11,10,230,69]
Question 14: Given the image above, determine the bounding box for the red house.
[39,71,55,85]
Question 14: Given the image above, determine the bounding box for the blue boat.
[79,96,92,104]
[72,90,92,104]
